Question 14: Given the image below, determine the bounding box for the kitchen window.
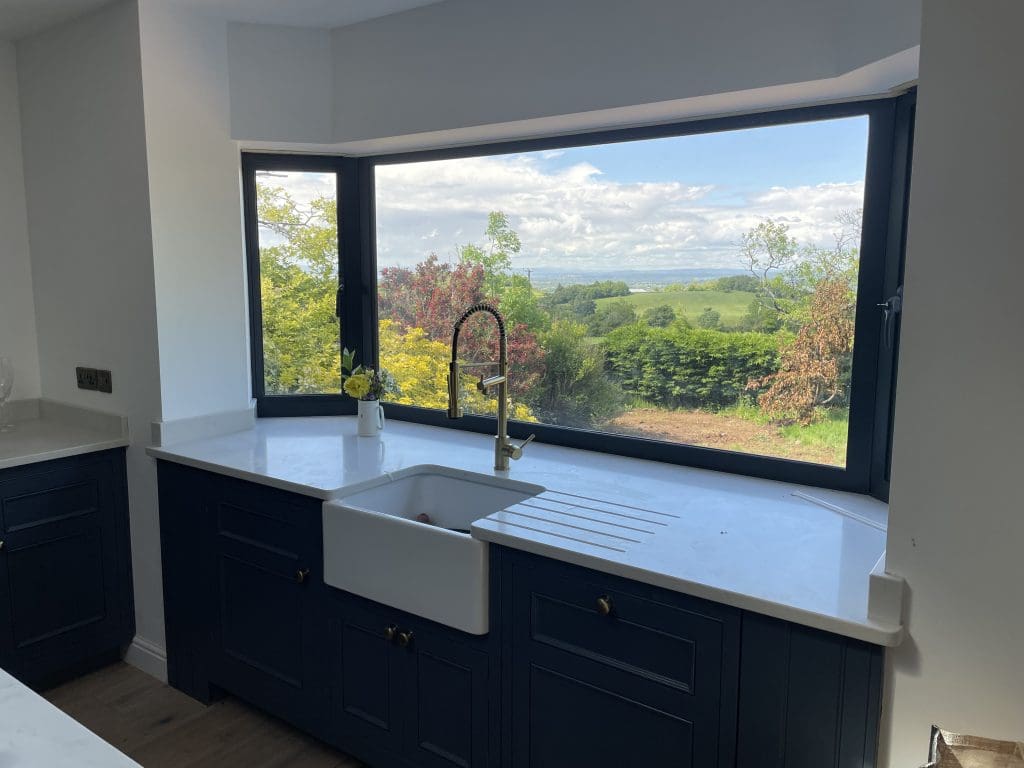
[242,94,914,498]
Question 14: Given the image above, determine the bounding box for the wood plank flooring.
[43,663,364,768]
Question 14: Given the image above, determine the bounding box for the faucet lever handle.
[509,433,536,460]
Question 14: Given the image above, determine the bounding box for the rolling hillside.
[594,289,757,326]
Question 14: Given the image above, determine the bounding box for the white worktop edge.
[0,669,141,767]
[147,416,899,647]
[472,522,903,646]
[0,399,130,471]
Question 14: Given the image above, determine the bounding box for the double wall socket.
[76,366,113,393]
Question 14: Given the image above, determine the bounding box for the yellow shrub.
[380,320,536,422]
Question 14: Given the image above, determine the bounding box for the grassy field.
[594,289,757,326]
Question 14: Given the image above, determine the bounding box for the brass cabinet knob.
[596,595,613,616]
[296,568,310,584]
[397,630,414,648]
[384,625,397,642]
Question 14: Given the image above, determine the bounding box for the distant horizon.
[377,264,751,290]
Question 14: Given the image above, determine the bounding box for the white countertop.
[0,400,130,471]
[0,669,140,767]
[148,416,902,646]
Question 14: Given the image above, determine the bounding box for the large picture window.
[242,95,914,497]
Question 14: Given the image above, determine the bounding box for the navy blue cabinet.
[0,449,134,688]
[735,611,883,768]
[157,462,329,735]
[500,549,740,768]
[157,463,883,768]
[328,590,495,768]
[205,476,329,736]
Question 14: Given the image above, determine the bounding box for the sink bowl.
[323,465,544,634]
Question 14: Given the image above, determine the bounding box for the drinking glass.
[0,357,14,433]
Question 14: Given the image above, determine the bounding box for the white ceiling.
[0,0,448,41]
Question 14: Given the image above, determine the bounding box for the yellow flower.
[343,373,371,399]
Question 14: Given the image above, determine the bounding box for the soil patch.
[605,408,840,466]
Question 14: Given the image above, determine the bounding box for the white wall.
[0,41,40,400]
[16,1,166,654]
[226,0,920,148]
[329,0,917,141]
[227,22,333,144]
[882,1,1024,764]
[327,0,847,143]
[138,0,251,421]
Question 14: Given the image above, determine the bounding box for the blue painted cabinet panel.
[204,475,330,737]
[734,611,883,768]
[156,466,884,768]
[0,450,134,688]
[501,549,740,768]
[403,618,491,768]
[329,592,406,756]
[327,590,494,768]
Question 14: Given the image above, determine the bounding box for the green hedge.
[603,324,782,409]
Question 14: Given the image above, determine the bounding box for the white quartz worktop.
[0,668,141,767]
[147,416,902,646]
[0,400,129,471]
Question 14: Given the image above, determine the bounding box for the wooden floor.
[44,663,364,768]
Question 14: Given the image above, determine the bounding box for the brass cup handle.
[296,568,310,584]
[384,625,397,642]
[596,595,613,616]
[396,630,414,648]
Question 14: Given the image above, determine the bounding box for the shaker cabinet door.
[0,450,133,685]
[205,477,328,735]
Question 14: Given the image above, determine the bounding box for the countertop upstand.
[148,416,902,646]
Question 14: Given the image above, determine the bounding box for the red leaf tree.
[378,255,545,398]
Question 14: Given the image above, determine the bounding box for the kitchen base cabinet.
[158,462,329,736]
[206,475,329,737]
[735,611,884,768]
[159,464,496,768]
[501,549,740,768]
[157,464,885,768]
[0,450,134,689]
[329,590,495,768]
[330,592,406,757]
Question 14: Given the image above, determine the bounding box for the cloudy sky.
[373,115,869,273]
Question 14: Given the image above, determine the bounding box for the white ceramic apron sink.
[323,465,544,634]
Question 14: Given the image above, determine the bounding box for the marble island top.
[0,668,140,767]
[148,416,902,646]
[0,399,129,470]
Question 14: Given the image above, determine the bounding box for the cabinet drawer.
[0,457,111,544]
[2,480,98,534]
[505,549,740,768]
[209,479,320,580]
[520,562,729,696]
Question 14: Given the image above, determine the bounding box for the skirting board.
[123,635,168,683]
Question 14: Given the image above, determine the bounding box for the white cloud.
[374,154,864,271]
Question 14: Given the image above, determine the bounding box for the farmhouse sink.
[322,465,544,634]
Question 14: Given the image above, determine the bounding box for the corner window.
[242,95,913,497]
[375,116,869,469]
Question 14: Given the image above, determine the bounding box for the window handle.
[335,281,344,321]
[878,285,903,350]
